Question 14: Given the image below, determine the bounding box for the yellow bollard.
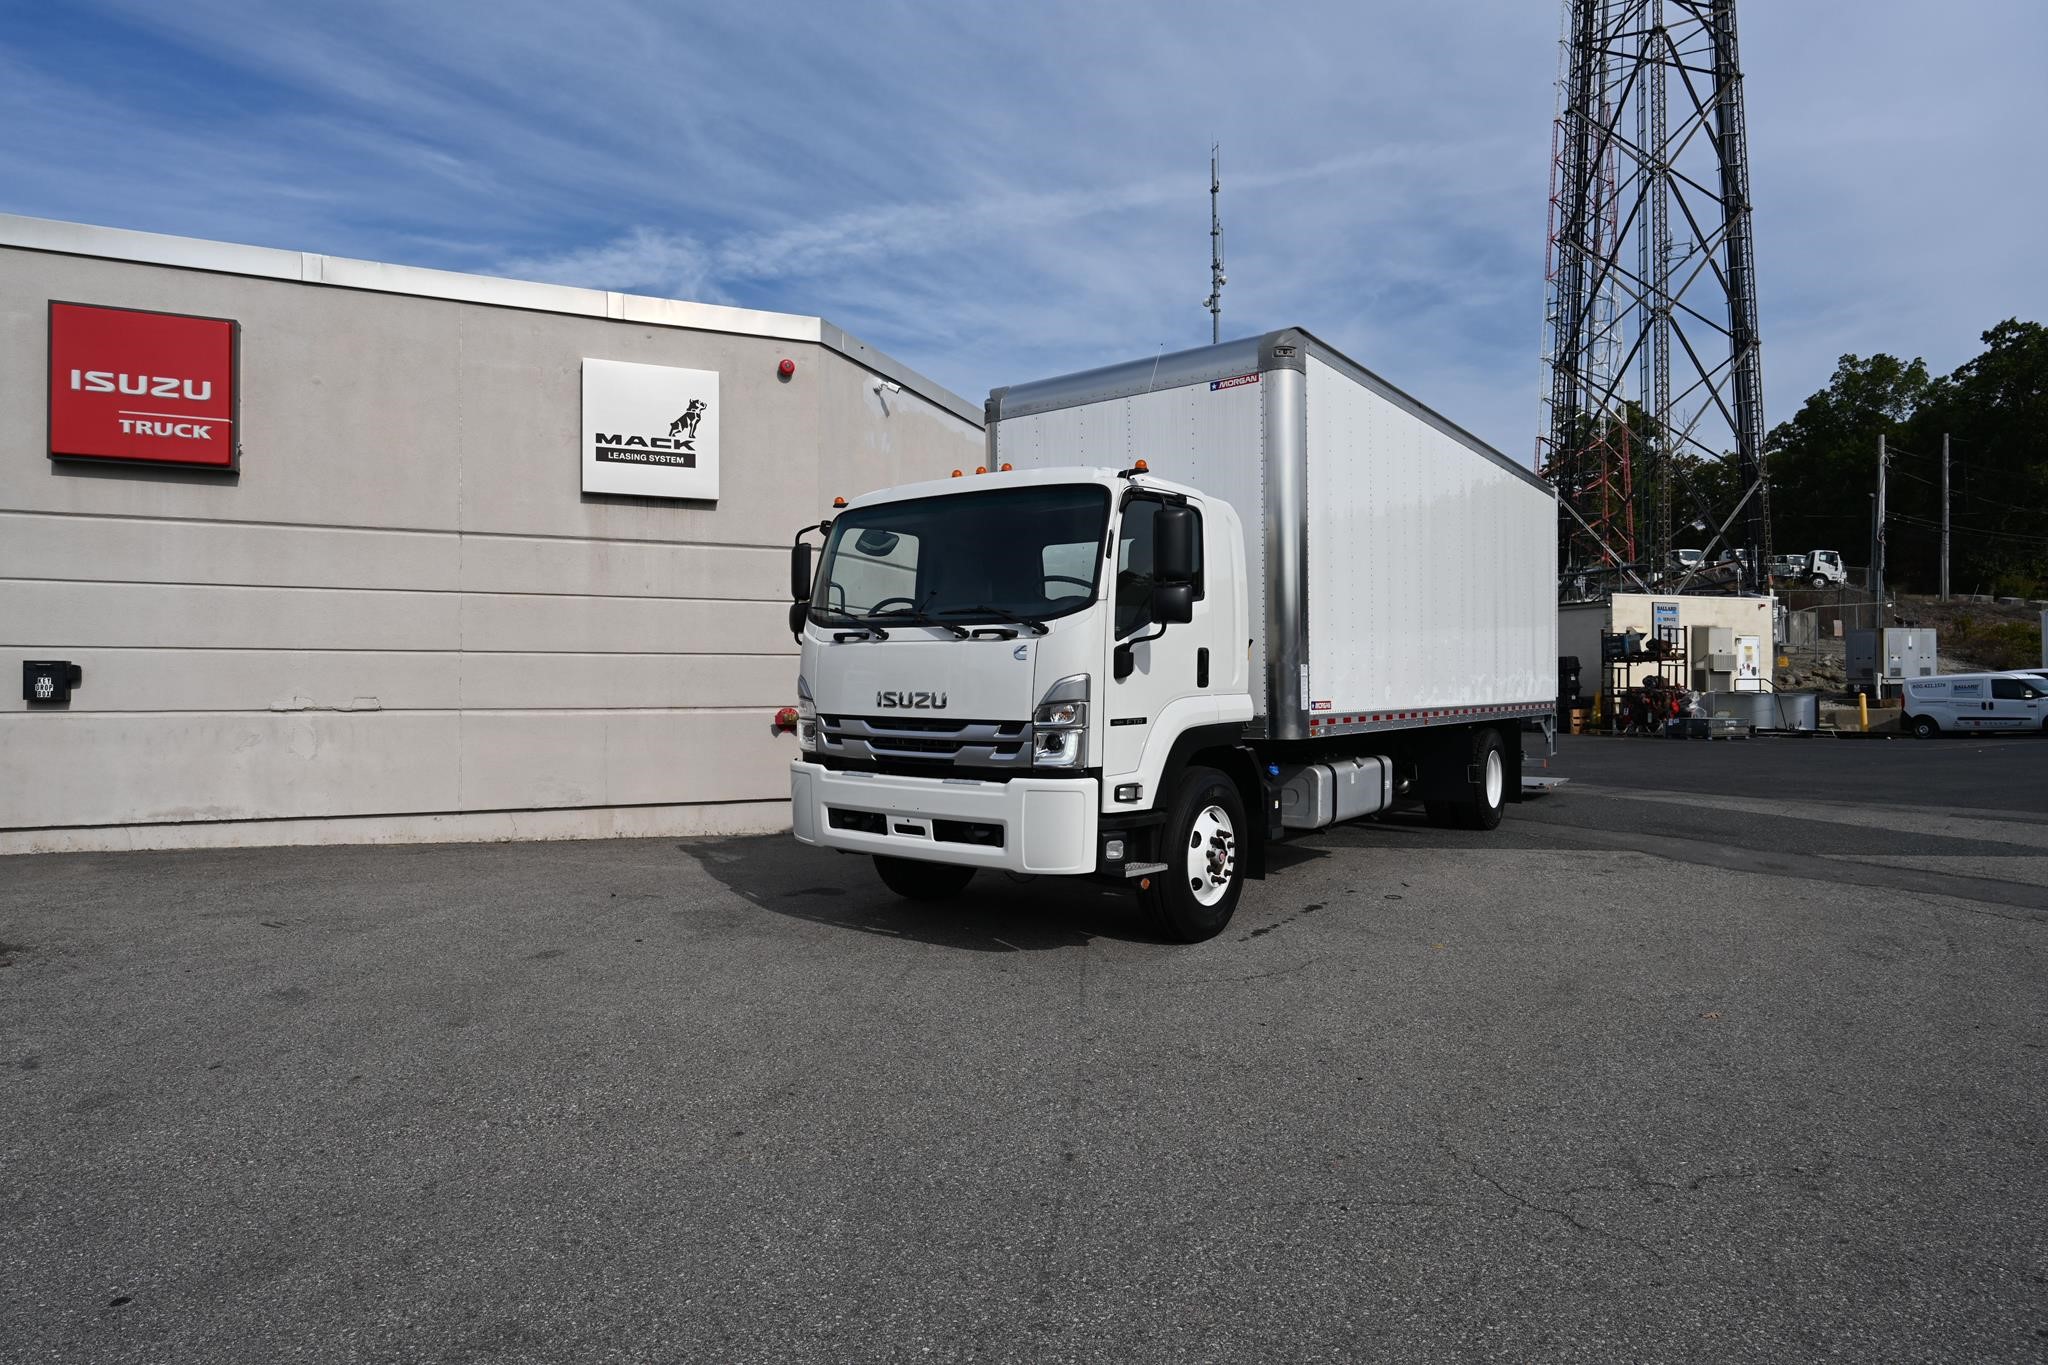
[1858,693,1869,733]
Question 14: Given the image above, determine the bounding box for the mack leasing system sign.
[49,301,239,470]
[581,358,720,500]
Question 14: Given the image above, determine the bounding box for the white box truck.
[785,330,1557,941]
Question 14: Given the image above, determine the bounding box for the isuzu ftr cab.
[786,330,1557,942]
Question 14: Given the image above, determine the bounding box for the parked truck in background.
[785,330,1558,941]
[1785,549,1846,588]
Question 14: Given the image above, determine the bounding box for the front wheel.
[1146,767,1246,943]
[874,855,976,901]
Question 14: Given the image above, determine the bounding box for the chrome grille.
[818,715,1032,770]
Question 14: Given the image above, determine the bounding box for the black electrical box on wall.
[23,660,82,705]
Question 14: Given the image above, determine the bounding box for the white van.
[1900,672,2048,738]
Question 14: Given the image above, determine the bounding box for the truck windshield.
[811,484,1110,628]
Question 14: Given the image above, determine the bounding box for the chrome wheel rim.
[1484,749,1504,808]
[1186,804,1237,907]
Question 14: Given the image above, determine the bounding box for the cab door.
[1989,676,2045,729]
[1103,493,1212,780]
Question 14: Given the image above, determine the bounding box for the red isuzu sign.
[48,301,239,469]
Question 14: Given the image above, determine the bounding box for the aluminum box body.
[988,329,1558,740]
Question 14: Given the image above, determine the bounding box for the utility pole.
[1875,433,1888,608]
[1204,144,1225,344]
[1940,432,1950,601]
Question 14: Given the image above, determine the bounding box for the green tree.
[1902,320,2048,595]
[1765,352,1931,576]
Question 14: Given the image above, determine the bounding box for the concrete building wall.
[1561,593,1778,692]
[0,218,982,853]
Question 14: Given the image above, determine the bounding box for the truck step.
[1122,862,1169,878]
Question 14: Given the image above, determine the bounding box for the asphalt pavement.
[4,733,2044,1363]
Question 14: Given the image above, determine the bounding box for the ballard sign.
[48,301,240,470]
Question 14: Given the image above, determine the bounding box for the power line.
[1890,512,2048,546]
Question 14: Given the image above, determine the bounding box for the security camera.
[874,380,902,395]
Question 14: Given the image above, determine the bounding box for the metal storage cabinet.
[1847,628,1938,687]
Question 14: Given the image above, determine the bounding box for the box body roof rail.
[988,326,1550,494]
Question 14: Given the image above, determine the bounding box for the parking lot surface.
[4,735,2045,1363]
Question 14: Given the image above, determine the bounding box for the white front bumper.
[790,761,1098,875]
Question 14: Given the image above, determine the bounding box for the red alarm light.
[778,358,796,378]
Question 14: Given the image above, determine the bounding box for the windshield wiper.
[811,607,888,641]
[936,605,1050,636]
[865,591,971,639]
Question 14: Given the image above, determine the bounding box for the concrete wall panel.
[0,510,460,591]
[0,649,794,715]
[455,535,783,601]
[0,711,462,826]
[0,647,462,714]
[457,653,792,712]
[455,594,792,656]
[6,581,462,651]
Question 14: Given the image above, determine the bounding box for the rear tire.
[873,855,976,901]
[1145,766,1246,943]
[1424,728,1508,830]
[1910,715,1939,740]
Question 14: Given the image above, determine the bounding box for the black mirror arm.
[1120,621,1170,647]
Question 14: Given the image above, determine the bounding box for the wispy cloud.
[4,1,2044,457]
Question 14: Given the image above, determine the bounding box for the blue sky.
[5,1,2044,460]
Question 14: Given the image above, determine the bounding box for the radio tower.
[1540,0,1771,596]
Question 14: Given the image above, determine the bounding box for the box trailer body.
[985,330,1557,740]
[786,329,1558,942]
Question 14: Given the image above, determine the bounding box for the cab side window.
[1991,678,2040,701]
[1115,497,1203,637]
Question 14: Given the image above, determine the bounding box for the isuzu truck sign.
[581,358,720,499]
[49,302,239,470]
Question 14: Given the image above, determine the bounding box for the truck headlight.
[797,673,818,751]
[1032,674,1089,769]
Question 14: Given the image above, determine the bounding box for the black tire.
[1145,766,1246,944]
[873,855,976,901]
[1910,715,1939,740]
[1424,728,1508,830]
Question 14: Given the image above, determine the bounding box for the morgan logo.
[875,690,947,709]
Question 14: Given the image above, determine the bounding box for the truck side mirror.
[788,601,810,637]
[790,541,813,601]
[1151,581,1194,625]
[1154,505,1197,582]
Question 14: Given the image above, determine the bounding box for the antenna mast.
[1204,144,1226,344]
